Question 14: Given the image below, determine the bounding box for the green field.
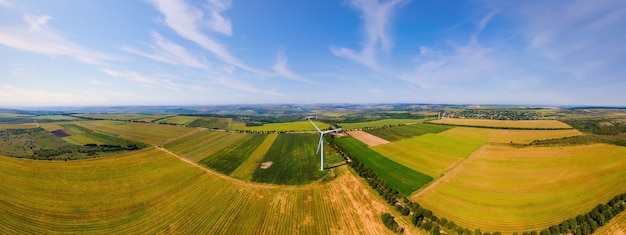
[252,134,326,185]
[338,119,422,130]
[231,134,278,180]
[187,116,233,129]
[417,144,626,233]
[157,115,199,125]
[199,134,267,175]
[0,128,70,158]
[364,123,452,141]
[335,137,433,195]
[164,131,248,162]
[0,148,399,234]
[372,133,486,177]
[229,120,329,132]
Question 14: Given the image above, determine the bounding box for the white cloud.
[204,0,232,36]
[100,69,180,90]
[148,0,258,73]
[330,0,407,70]
[519,0,626,79]
[0,84,105,105]
[0,14,119,65]
[0,0,10,8]
[272,51,310,83]
[123,32,211,69]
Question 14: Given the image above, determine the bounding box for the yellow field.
[372,133,486,177]
[231,133,278,180]
[595,209,626,235]
[164,131,249,162]
[438,127,582,144]
[158,115,198,125]
[0,148,415,234]
[0,123,39,129]
[415,144,626,233]
[431,118,572,129]
[75,120,196,145]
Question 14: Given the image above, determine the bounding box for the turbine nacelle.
[308,118,342,171]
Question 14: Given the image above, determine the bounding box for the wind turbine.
[308,118,342,171]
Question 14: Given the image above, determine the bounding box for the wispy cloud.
[0,14,119,65]
[0,0,11,8]
[0,84,105,105]
[100,69,180,90]
[148,0,258,73]
[519,0,626,79]
[123,32,211,69]
[330,0,407,70]
[272,51,310,83]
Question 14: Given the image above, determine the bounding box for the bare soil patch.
[348,131,390,146]
[260,161,273,169]
[51,129,71,138]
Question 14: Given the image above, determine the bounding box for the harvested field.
[164,131,248,162]
[371,133,486,177]
[348,130,390,146]
[76,120,195,145]
[415,144,626,233]
[431,118,572,129]
[595,209,626,235]
[0,148,405,234]
[438,127,583,144]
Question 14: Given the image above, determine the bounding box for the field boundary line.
[154,146,305,190]
[412,145,487,199]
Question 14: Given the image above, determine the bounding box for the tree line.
[330,137,626,234]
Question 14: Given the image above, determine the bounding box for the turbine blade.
[316,134,323,154]
[308,118,322,133]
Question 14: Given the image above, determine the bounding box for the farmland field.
[430,118,572,129]
[371,133,486,177]
[0,148,405,234]
[199,134,267,175]
[339,119,421,130]
[415,144,626,233]
[335,137,433,195]
[164,131,248,162]
[75,120,196,145]
[438,127,583,144]
[231,134,278,180]
[73,113,173,122]
[0,123,39,130]
[251,134,325,185]
[229,120,329,132]
[364,123,452,141]
[157,115,199,125]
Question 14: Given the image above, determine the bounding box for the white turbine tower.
[309,118,342,171]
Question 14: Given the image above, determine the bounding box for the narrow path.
[412,145,487,199]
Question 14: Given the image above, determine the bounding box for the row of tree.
[330,137,626,235]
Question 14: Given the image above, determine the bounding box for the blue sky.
[1,0,625,106]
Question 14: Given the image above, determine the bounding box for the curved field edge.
[0,150,411,234]
[199,134,267,175]
[415,144,626,233]
[163,131,248,162]
[335,137,432,195]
